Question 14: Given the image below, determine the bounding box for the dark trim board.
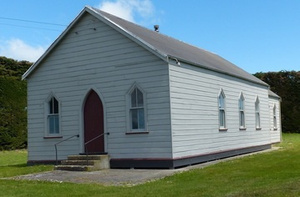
[110,144,271,169]
[110,158,173,169]
[27,144,271,168]
[173,144,271,168]
[79,152,108,155]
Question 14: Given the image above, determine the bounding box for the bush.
[0,56,31,150]
[0,77,28,150]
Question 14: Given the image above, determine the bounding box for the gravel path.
[7,148,278,186]
[11,168,183,186]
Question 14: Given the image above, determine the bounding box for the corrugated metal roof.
[23,6,268,87]
[90,7,267,86]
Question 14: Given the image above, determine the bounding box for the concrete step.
[55,154,110,171]
[67,155,105,160]
[54,165,94,171]
[61,160,95,166]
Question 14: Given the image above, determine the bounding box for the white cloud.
[97,0,155,23]
[0,38,46,62]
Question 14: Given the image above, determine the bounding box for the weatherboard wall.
[26,8,282,167]
[26,13,172,162]
[168,62,272,159]
[269,96,281,143]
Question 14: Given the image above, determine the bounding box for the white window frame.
[255,97,261,130]
[126,84,147,133]
[239,93,246,130]
[273,104,277,130]
[218,89,227,130]
[45,94,61,137]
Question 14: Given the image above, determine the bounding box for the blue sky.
[0,0,299,73]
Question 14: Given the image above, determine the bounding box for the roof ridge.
[90,7,215,57]
[88,7,267,86]
[23,6,268,86]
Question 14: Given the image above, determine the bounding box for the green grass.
[1,134,300,196]
[0,150,53,178]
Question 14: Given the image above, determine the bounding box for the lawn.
[0,150,53,178]
[0,134,300,197]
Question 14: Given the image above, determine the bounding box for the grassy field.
[0,134,300,196]
[0,150,53,178]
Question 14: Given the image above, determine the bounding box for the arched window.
[239,93,246,129]
[218,89,226,130]
[255,97,261,129]
[273,104,277,129]
[130,87,145,130]
[48,97,60,134]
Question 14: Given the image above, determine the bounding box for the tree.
[254,71,300,133]
[0,77,27,149]
[0,56,32,150]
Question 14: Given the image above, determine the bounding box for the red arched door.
[84,90,104,153]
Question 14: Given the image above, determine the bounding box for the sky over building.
[0,0,299,73]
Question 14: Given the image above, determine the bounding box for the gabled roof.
[22,6,267,86]
[268,89,281,99]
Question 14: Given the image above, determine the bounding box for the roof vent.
[154,25,159,32]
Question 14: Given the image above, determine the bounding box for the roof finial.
[154,25,159,32]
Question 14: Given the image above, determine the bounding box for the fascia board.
[168,55,269,87]
[22,7,90,80]
[86,6,168,63]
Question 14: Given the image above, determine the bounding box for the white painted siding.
[27,10,282,164]
[27,13,172,161]
[169,63,272,159]
[269,96,281,143]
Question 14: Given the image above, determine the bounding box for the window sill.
[44,136,63,139]
[126,131,149,135]
[256,127,262,130]
[219,128,228,132]
[239,127,247,131]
